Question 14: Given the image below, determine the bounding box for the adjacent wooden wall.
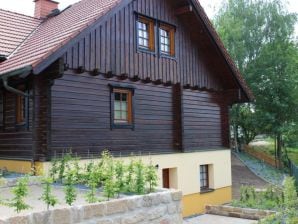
[0,90,33,160]
[50,72,176,157]
[182,90,225,151]
[63,0,223,90]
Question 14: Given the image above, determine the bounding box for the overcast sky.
[1,0,297,18]
[1,0,297,26]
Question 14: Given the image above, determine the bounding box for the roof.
[0,9,41,57]
[0,0,121,75]
[0,0,253,100]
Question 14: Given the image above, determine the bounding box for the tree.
[214,0,298,165]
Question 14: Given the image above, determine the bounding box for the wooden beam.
[90,68,100,76]
[104,71,114,79]
[175,5,193,16]
[142,77,151,83]
[130,75,140,82]
[118,73,129,80]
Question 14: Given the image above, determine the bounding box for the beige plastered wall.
[38,149,232,195]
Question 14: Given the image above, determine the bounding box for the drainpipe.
[2,77,28,97]
[0,66,32,96]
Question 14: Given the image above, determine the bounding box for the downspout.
[2,76,28,97]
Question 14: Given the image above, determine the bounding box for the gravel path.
[184,214,257,224]
[232,153,268,199]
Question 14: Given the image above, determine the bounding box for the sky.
[0,0,297,19]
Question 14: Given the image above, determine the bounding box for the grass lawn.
[249,137,298,165]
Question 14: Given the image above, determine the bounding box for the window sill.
[111,123,134,130]
[200,188,214,194]
[160,53,176,60]
[137,48,156,56]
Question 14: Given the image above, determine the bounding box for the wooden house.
[0,0,253,216]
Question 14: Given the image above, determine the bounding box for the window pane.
[121,111,127,120]
[122,93,127,101]
[114,111,121,120]
[143,39,149,47]
[122,101,127,111]
[115,93,121,101]
[114,101,121,111]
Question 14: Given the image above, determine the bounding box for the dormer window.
[159,24,175,56]
[137,16,155,52]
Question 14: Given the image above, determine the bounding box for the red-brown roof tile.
[0,0,121,74]
[0,9,41,57]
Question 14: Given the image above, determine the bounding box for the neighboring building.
[0,0,253,217]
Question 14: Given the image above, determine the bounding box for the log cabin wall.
[50,72,175,157]
[182,90,229,151]
[63,0,224,90]
[0,89,33,160]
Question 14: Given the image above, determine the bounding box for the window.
[159,24,175,56]
[16,94,26,125]
[137,16,155,51]
[110,86,134,129]
[200,165,209,190]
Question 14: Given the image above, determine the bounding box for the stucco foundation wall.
[0,190,183,224]
[39,150,232,195]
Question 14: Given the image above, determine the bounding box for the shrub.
[7,176,31,213]
[63,169,77,206]
[40,177,58,210]
[145,161,158,193]
[114,160,126,197]
[134,159,145,194]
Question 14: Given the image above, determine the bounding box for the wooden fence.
[289,160,298,188]
[243,145,282,168]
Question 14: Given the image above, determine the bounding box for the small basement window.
[137,16,155,52]
[159,24,175,56]
[200,164,209,191]
[110,87,134,129]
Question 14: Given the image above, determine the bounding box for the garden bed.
[0,187,183,224]
[0,150,163,220]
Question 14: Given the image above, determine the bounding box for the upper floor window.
[159,24,175,56]
[137,16,155,52]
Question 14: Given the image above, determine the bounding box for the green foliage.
[114,160,126,197]
[215,0,298,162]
[125,158,136,193]
[85,169,98,203]
[232,185,281,210]
[134,159,145,194]
[63,169,77,206]
[145,161,158,193]
[259,177,298,223]
[7,176,31,213]
[101,150,116,200]
[40,177,58,210]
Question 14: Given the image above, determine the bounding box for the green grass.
[250,138,298,165]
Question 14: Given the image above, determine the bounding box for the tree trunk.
[276,134,282,169]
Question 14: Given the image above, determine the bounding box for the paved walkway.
[184,214,258,224]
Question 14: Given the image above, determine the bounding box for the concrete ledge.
[206,205,276,220]
[0,189,183,224]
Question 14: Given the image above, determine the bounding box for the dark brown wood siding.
[182,90,226,151]
[0,90,33,159]
[50,72,175,157]
[63,0,223,90]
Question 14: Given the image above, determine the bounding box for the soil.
[232,153,268,199]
